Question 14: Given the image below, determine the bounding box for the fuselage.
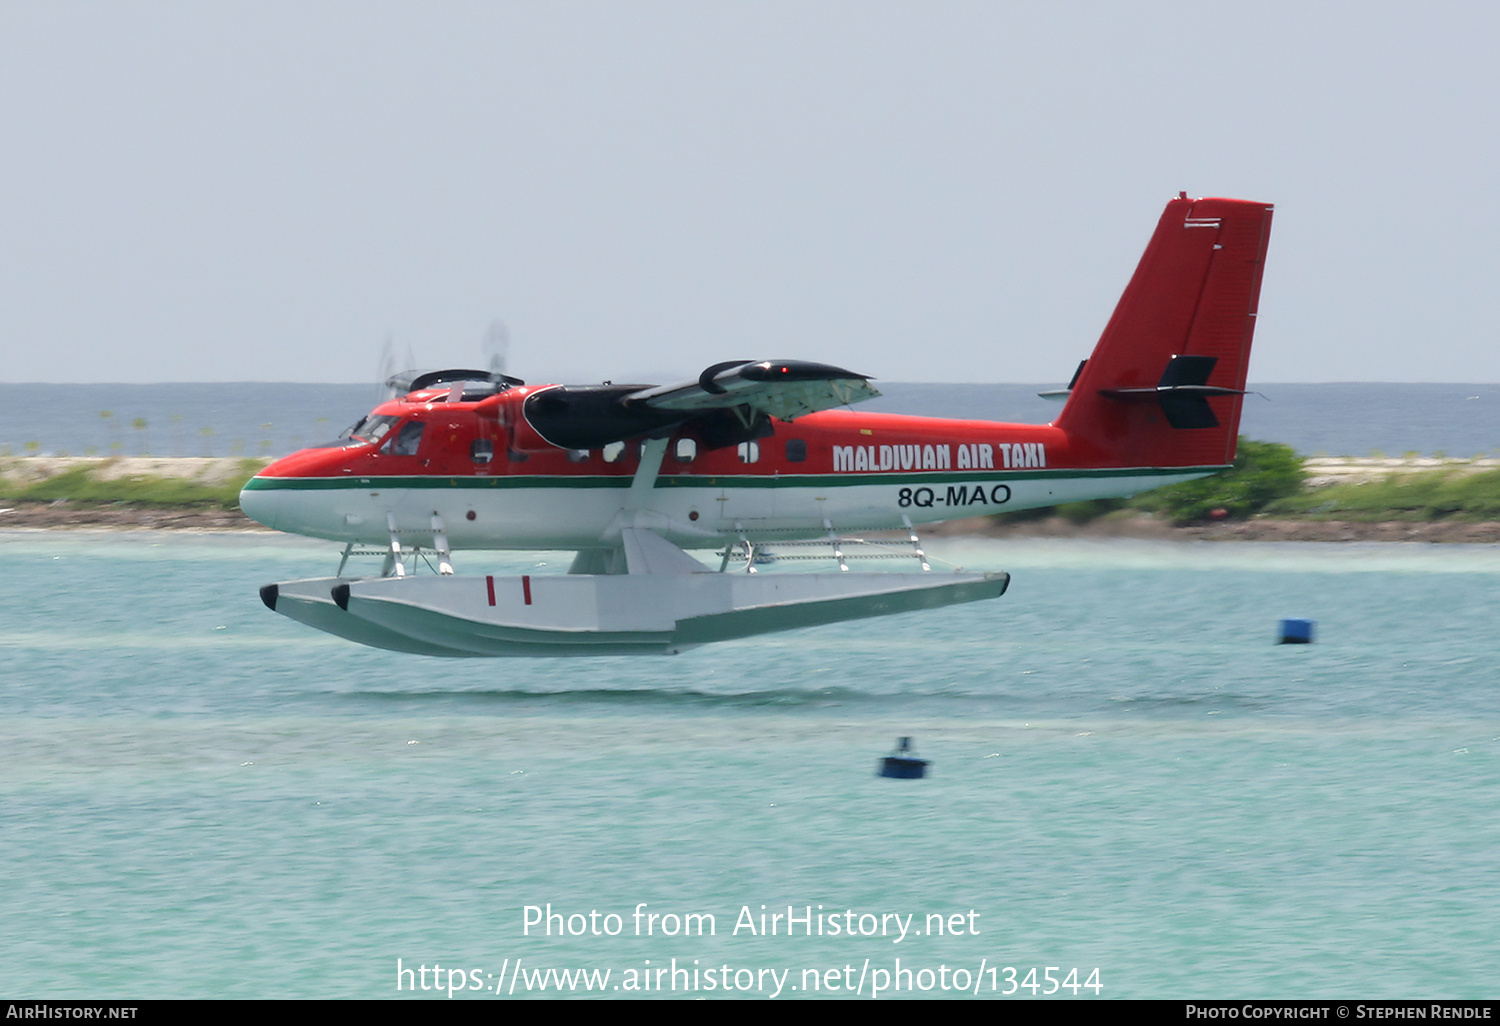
[247,196,1271,657]
[239,382,1221,552]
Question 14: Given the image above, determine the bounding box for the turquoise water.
[2,532,1498,998]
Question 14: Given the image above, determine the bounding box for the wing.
[520,360,879,451]
[625,360,879,422]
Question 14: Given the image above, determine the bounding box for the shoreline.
[5,455,1500,543]
[4,501,1500,543]
[0,503,260,531]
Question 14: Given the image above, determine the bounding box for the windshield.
[340,414,401,445]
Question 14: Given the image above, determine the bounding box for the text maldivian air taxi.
[242,193,1273,656]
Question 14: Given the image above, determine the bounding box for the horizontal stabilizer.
[1099,354,1249,429]
[1039,359,1089,401]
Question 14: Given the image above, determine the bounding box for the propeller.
[481,319,525,389]
[378,334,418,400]
[376,322,524,402]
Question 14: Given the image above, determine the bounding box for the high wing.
[625,360,879,422]
[520,359,879,451]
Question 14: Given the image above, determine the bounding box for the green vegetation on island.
[1007,437,1500,526]
[1006,438,1306,525]
[1261,464,1500,522]
[1127,438,1307,523]
[0,459,263,510]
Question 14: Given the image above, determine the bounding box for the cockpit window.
[384,420,425,456]
[342,414,401,445]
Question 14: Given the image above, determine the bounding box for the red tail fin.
[1054,195,1273,468]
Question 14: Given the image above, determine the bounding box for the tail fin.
[1053,195,1273,468]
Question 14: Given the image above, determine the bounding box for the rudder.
[1053,195,1273,468]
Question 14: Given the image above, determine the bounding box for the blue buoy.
[878,736,929,779]
[1278,618,1315,644]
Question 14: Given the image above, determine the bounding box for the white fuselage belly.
[242,466,1214,551]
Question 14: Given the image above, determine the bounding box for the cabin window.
[567,449,590,463]
[470,438,494,464]
[384,420,425,456]
[602,441,626,463]
[674,438,697,463]
[737,441,760,464]
[785,439,807,463]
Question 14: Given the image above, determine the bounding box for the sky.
[3,1,1499,385]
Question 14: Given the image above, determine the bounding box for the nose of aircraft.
[239,445,364,537]
[238,472,279,530]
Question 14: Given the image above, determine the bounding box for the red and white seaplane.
[244,194,1273,656]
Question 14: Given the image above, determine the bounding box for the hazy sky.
[4,1,1499,384]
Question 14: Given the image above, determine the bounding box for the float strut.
[385,512,406,578]
[431,513,453,575]
[902,515,930,572]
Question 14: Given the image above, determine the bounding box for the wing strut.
[625,437,668,511]
[596,437,713,576]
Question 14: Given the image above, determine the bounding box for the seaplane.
[244,193,1273,656]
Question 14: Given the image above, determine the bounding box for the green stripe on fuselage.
[241,465,1225,492]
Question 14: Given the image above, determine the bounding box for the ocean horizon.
[3,382,1499,462]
